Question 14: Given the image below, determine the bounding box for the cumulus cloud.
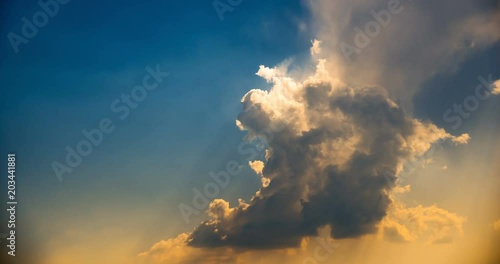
[138,229,339,264]
[184,58,468,249]
[381,203,466,244]
[137,233,239,264]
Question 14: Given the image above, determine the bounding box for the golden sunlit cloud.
[381,203,466,245]
[492,80,500,95]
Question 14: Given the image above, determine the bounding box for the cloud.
[310,39,322,56]
[184,57,468,249]
[451,133,471,144]
[392,185,411,194]
[249,160,270,187]
[492,80,500,95]
[307,0,500,108]
[249,160,265,175]
[381,220,414,243]
[137,233,238,264]
[381,203,466,244]
[138,227,325,264]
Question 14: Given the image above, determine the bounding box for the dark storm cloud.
[186,67,467,249]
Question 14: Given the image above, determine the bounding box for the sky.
[0,0,499,264]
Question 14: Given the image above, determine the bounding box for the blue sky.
[0,0,315,260]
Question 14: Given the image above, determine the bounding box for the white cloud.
[310,39,322,55]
